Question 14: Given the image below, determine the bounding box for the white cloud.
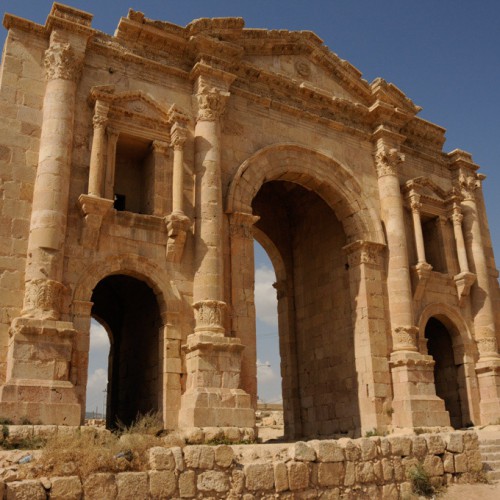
[90,319,110,350]
[257,359,277,383]
[255,265,278,327]
[86,367,107,415]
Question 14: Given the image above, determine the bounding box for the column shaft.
[88,109,108,197]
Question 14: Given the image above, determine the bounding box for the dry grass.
[22,412,166,478]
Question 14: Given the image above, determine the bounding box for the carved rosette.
[193,300,227,335]
[343,240,386,268]
[44,42,82,82]
[393,325,419,352]
[458,172,480,201]
[229,212,260,240]
[196,86,230,122]
[374,146,405,178]
[23,279,65,320]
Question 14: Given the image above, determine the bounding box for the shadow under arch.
[226,143,385,245]
[418,303,478,428]
[72,254,183,428]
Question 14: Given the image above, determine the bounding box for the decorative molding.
[195,86,230,122]
[193,300,227,335]
[228,212,260,240]
[454,271,476,307]
[343,240,386,268]
[22,279,66,320]
[374,146,405,178]
[77,194,114,249]
[411,262,433,302]
[392,325,419,352]
[170,123,188,150]
[458,172,481,201]
[165,213,191,263]
[44,41,83,82]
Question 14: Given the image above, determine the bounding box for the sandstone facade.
[0,3,500,436]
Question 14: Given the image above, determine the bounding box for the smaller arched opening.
[90,274,163,428]
[424,316,471,428]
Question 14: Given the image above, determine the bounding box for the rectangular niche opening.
[114,133,154,214]
[422,215,447,273]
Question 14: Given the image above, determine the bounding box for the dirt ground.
[438,482,500,499]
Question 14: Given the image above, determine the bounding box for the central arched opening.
[425,317,469,428]
[90,274,162,428]
[252,180,359,439]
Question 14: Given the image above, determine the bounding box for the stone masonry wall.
[0,430,483,499]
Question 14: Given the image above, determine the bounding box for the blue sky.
[2,1,499,410]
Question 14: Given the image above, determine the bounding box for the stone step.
[479,444,500,453]
[485,469,500,482]
[483,460,500,472]
[479,438,500,446]
[481,452,500,462]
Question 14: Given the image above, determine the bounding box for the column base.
[476,357,500,425]
[390,351,450,428]
[179,333,255,429]
[0,317,81,425]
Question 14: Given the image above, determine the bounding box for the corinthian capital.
[44,40,83,82]
[374,146,405,178]
[458,172,480,201]
[196,86,230,122]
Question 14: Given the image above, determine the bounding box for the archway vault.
[71,253,184,429]
[226,143,385,246]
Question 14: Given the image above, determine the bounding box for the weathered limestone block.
[312,440,344,462]
[183,445,214,469]
[289,441,316,462]
[149,471,176,498]
[178,470,196,498]
[197,470,230,493]
[317,463,344,487]
[393,457,405,481]
[445,432,464,453]
[412,436,427,458]
[230,470,245,495]
[148,447,175,470]
[359,438,378,460]
[443,452,455,473]
[381,458,393,481]
[287,461,309,491]
[339,439,361,461]
[6,480,45,500]
[115,472,148,500]
[387,435,412,456]
[49,476,82,500]
[463,431,479,451]
[454,453,468,473]
[82,473,116,500]
[171,446,185,471]
[318,488,340,499]
[466,450,483,472]
[214,445,234,467]
[274,461,289,492]
[381,483,399,500]
[343,462,356,486]
[423,455,444,477]
[355,462,375,484]
[425,434,446,455]
[244,463,274,491]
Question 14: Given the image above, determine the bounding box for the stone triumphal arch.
[1,3,500,437]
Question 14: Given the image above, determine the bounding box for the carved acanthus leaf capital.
[196,86,230,122]
[170,123,188,150]
[374,146,405,178]
[193,300,227,335]
[44,41,83,82]
[23,279,65,320]
[458,172,481,201]
[393,325,419,352]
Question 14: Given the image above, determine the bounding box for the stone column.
[344,240,391,434]
[458,171,500,424]
[408,191,427,265]
[87,101,109,198]
[104,128,119,200]
[374,135,449,428]
[229,212,260,409]
[179,76,254,429]
[22,34,85,319]
[0,30,87,425]
[171,122,188,216]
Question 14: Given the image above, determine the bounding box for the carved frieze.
[343,240,386,268]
